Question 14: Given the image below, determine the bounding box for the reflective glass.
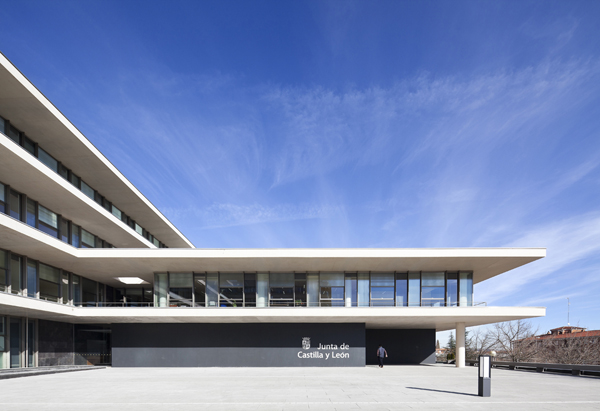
[193,273,205,307]
[447,272,458,307]
[206,273,219,307]
[169,273,193,306]
[0,182,4,203]
[27,260,37,298]
[135,223,143,236]
[81,229,95,248]
[61,273,70,304]
[69,173,80,189]
[269,273,294,287]
[81,278,97,306]
[345,274,357,307]
[39,263,60,302]
[396,273,408,307]
[38,205,58,237]
[26,199,36,227]
[59,218,69,243]
[459,272,473,306]
[320,272,344,287]
[72,274,81,306]
[9,318,21,368]
[357,272,370,307]
[155,273,168,307]
[23,137,35,155]
[7,124,20,143]
[27,321,35,367]
[370,272,394,287]
[9,190,20,220]
[307,273,319,307]
[111,205,122,220]
[37,148,58,172]
[421,287,445,306]
[81,181,95,200]
[245,273,257,307]
[422,272,445,286]
[71,224,81,247]
[256,273,268,307]
[220,273,243,287]
[408,272,421,307]
[10,255,21,295]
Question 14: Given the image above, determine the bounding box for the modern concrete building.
[0,52,546,368]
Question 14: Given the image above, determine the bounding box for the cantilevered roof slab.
[0,220,546,288]
[0,52,193,248]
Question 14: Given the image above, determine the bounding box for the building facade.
[0,52,546,368]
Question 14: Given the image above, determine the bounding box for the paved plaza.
[1,364,599,410]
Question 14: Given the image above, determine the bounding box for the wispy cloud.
[163,202,345,229]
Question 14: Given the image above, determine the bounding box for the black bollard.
[478,355,491,397]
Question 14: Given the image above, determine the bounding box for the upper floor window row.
[1,181,113,248]
[1,116,166,248]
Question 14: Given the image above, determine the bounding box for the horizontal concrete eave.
[0,52,193,248]
[0,293,545,330]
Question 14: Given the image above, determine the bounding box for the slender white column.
[456,322,466,368]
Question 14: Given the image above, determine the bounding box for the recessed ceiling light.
[116,277,148,285]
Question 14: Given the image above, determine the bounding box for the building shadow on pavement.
[406,387,478,397]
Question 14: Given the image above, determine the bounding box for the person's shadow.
[406,387,477,397]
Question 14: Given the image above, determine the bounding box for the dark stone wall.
[112,323,366,367]
[38,320,74,366]
[366,328,436,365]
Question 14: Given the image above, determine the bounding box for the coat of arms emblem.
[302,337,311,349]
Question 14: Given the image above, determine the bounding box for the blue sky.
[2,1,600,339]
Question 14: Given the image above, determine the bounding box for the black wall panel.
[112,323,366,367]
[365,328,436,365]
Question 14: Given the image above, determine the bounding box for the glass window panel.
[396,273,408,307]
[27,320,35,367]
[10,255,21,295]
[294,273,306,307]
[23,137,35,155]
[0,116,4,134]
[193,273,205,307]
[0,182,4,203]
[0,250,6,268]
[408,272,421,307]
[154,273,168,307]
[320,272,344,287]
[58,164,68,180]
[59,218,69,243]
[10,318,21,368]
[37,148,58,172]
[256,273,268,307]
[220,273,243,287]
[269,273,294,287]
[27,260,37,298]
[357,272,370,307]
[7,124,20,143]
[459,272,473,306]
[135,223,143,236]
[422,272,445,286]
[71,224,80,247]
[81,181,95,200]
[81,229,95,247]
[38,205,58,229]
[344,274,357,307]
[307,273,319,307]
[111,205,122,220]
[82,278,97,306]
[206,272,219,307]
[61,273,70,304]
[169,272,193,288]
[39,263,60,283]
[72,274,81,306]
[9,190,21,220]
[370,272,394,287]
[153,238,160,247]
[371,287,394,299]
[69,173,80,189]
[26,199,36,227]
[219,287,243,307]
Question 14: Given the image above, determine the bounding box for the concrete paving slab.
[0,364,598,411]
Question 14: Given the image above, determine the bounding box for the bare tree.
[466,327,495,360]
[491,320,539,362]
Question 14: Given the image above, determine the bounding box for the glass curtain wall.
[26,260,37,298]
[10,255,21,295]
[446,272,458,306]
[194,273,206,307]
[219,273,243,307]
[395,273,408,307]
[244,273,257,307]
[154,273,168,307]
[408,272,421,307]
[81,278,97,306]
[0,317,6,369]
[269,273,294,306]
[307,273,319,307]
[421,272,445,307]
[10,318,21,368]
[168,273,193,307]
[294,273,306,307]
[357,272,370,307]
[345,273,357,307]
[40,264,60,302]
[370,273,394,307]
[256,273,269,307]
[0,251,6,293]
[320,273,344,307]
[206,273,219,307]
[61,273,70,304]
[459,272,473,306]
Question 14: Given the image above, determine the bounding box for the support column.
[456,322,465,368]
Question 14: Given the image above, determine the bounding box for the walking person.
[377,344,388,368]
